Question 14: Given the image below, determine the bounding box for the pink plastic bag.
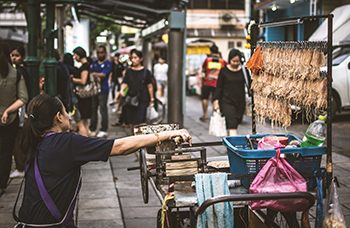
[258,135,280,149]
[249,148,309,212]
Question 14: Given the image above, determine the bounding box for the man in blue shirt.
[90,45,112,138]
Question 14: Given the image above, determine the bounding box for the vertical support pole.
[297,24,304,41]
[168,10,186,127]
[43,1,57,95]
[182,6,187,120]
[142,39,152,73]
[26,0,41,96]
[56,5,65,60]
[250,24,258,134]
[168,29,184,127]
[326,14,333,188]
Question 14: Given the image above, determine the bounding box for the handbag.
[209,110,227,137]
[124,95,139,107]
[75,73,101,98]
[249,148,309,212]
[123,68,147,107]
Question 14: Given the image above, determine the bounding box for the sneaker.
[89,131,97,137]
[10,170,24,178]
[96,131,108,138]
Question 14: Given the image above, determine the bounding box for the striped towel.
[195,173,234,228]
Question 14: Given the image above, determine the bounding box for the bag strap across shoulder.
[13,133,82,228]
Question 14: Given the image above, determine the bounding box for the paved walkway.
[0,95,349,227]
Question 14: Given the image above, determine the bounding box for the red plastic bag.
[249,148,309,212]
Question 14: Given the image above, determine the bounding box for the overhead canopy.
[74,0,186,28]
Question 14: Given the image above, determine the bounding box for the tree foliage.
[89,16,121,50]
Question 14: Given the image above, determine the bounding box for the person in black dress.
[71,47,92,137]
[213,49,250,136]
[120,49,154,134]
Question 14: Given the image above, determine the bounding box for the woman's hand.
[213,100,220,111]
[1,111,8,124]
[149,99,154,107]
[168,129,192,146]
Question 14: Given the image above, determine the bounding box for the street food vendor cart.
[129,14,335,228]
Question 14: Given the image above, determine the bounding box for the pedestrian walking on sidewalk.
[10,45,30,179]
[153,55,168,102]
[200,44,228,121]
[120,49,154,134]
[72,47,92,137]
[89,45,112,138]
[0,41,28,195]
[13,93,192,227]
[213,49,251,136]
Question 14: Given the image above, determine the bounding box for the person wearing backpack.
[200,44,228,121]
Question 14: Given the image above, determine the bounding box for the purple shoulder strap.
[34,153,82,228]
[13,132,82,227]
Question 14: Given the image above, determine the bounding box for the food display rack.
[249,15,333,187]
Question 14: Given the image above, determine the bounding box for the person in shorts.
[200,45,228,121]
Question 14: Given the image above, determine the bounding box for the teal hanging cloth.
[195,173,234,228]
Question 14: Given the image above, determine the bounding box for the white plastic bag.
[146,105,158,121]
[209,111,227,137]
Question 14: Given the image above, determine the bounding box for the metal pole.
[168,29,184,127]
[56,5,65,60]
[182,5,187,122]
[142,39,152,73]
[43,1,57,95]
[26,0,41,96]
[250,24,258,134]
[326,14,333,188]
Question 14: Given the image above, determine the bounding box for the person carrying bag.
[208,110,227,137]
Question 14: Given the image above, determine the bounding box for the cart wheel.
[139,148,149,204]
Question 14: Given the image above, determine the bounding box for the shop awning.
[74,0,184,28]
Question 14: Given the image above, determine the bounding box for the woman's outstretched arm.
[110,129,192,156]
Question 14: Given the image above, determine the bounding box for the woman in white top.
[153,56,168,101]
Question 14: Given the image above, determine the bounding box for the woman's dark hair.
[12,46,26,58]
[63,53,74,66]
[0,41,11,78]
[130,49,143,59]
[228,49,243,63]
[17,94,64,163]
[73,46,87,58]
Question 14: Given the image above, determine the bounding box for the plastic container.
[301,115,326,147]
[223,134,326,189]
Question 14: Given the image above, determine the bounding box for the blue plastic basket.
[223,134,326,190]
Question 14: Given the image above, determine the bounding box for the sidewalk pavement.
[0,95,349,227]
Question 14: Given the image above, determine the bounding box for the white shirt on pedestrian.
[153,63,168,82]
